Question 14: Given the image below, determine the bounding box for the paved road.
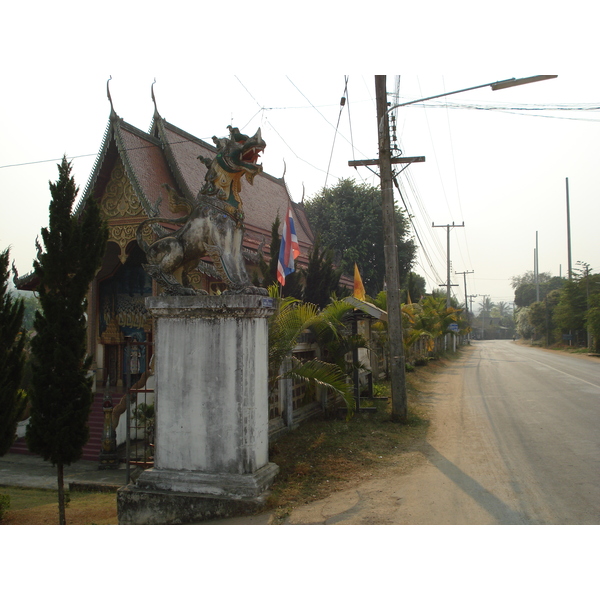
[450,340,600,524]
[285,340,600,524]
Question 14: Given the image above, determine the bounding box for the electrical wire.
[440,79,475,282]
[396,99,600,122]
[324,77,348,189]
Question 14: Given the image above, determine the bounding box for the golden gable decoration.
[101,162,143,218]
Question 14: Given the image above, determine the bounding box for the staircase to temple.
[10,392,108,462]
[81,393,106,461]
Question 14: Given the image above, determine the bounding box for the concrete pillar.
[117,295,278,524]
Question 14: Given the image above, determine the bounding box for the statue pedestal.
[117,294,278,525]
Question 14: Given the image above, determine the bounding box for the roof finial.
[107,75,115,114]
[151,78,159,115]
[282,158,287,179]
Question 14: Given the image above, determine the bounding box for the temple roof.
[76,107,315,263]
[17,101,317,291]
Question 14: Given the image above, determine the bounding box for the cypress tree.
[27,157,107,524]
[0,248,26,456]
[303,236,343,309]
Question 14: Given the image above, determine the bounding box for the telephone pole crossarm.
[348,156,425,168]
[432,222,465,308]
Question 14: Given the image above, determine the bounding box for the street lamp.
[386,75,557,112]
[370,74,557,422]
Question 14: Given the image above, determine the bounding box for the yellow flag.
[353,263,366,301]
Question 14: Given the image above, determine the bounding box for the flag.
[277,204,300,285]
[353,263,366,301]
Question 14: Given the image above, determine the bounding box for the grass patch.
[265,362,441,522]
[0,486,117,525]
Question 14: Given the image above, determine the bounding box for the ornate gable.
[100,156,152,263]
[101,159,145,219]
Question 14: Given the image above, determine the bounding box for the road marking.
[527,357,600,390]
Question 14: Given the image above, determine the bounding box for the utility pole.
[433,222,464,308]
[566,177,572,280]
[456,270,474,342]
[348,75,555,417]
[468,294,478,318]
[480,294,490,340]
[348,77,425,422]
[375,76,407,421]
[535,231,540,302]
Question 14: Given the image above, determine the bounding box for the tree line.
[512,264,600,351]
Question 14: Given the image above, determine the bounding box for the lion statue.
[136,125,267,296]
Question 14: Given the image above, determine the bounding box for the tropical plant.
[496,301,508,318]
[267,286,355,414]
[371,291,462,360]
[478,297,495,316]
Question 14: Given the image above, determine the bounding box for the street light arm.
[387,75,557,112]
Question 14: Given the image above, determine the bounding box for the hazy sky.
[2,3,598,313]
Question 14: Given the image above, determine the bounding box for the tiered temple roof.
[18,98,316,290]
[78,105,315,268]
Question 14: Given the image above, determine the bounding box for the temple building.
[14,91,319,460]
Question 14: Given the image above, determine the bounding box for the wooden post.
[375,75,407,421]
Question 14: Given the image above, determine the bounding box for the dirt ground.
[280,343,509,525]
[280,356,463,524]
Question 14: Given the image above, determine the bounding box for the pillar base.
[117,462,279,524]
[117,485,271,525]
[136,462,279,497]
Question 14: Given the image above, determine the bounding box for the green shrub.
[0,493,10,522]
[372,382,389,397]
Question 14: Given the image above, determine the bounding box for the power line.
[324,77,349,189]
[397,100,600,122]
[0,153,98,169]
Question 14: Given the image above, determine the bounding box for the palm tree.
[372,291,463,359]
[496,301,508,317]
[479,297,495,316]
[267,286,355,413]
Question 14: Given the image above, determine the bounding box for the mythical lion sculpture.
[136,126,267,295]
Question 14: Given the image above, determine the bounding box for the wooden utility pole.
[455,270,473,313]
[375,75,407,421]
[432,222,464,308]
[349,77,424,421]
[468,294,478,317]
[566,177,572,280]
[456,270,474,341]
